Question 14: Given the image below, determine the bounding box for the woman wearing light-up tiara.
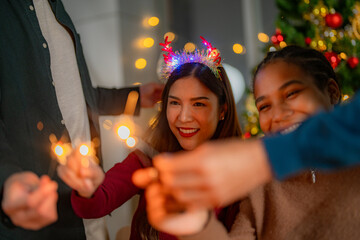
[137,46,360,240]
[57,36,242,240]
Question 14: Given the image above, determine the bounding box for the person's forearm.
[95,86,140,115]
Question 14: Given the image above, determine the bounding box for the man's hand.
[139,82,164,108]
[2,172,58,230]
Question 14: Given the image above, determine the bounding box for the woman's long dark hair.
[135,62,242,239]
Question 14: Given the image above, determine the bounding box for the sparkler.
[79,144,91,168]
[116,88,159,159]
[48,133,96,178]
[48,137,72,178]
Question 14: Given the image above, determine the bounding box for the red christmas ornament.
[325,13,343,29]
[243,132,251,139]
[305,37,312,45]
[271,30,284,45]
[324,52,341,69]
[347,57,359,69]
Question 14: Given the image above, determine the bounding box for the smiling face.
[254,61,334,135]
[166,76,222,150]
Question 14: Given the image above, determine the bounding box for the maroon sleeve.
[71,150,148,218]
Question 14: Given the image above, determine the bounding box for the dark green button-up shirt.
[0,0,139,239]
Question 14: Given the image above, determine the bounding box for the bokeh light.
[164,32,175,42]
[258,32,269,43]
[279,41,287,48]
[148,17,159,26]
[143,37,154,48]
[118,126,131,140]
[102,119,113,130]
[54,145,64,157]
[37,121,44,131]
[126,137,136,148]
[79,144,89,156]
[340,52,347,59]
[233,43,244,54]
[135,58,147,69]
[184,42,196,52]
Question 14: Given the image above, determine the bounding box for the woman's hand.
[152,139,272,208]
[133,168,209,236]
[57,147,104,198]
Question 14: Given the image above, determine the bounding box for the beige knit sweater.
[181,166,360,240]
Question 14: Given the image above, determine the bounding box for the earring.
[220,116,224,120]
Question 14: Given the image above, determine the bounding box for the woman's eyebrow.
[190,96,209,101]
[168,96,210,101]
[279,79,305,90]
[255,96,265,105]
[255,79,305,105]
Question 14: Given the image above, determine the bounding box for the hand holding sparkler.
[1,172,58,230]
[132,168,209,236]
[57,144,104,198]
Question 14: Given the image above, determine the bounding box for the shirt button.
[61,119,65,125]
[29,5,34,11]
[43,43,47,48]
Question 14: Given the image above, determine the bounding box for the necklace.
[310,170,316,183]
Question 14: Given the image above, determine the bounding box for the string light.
[258,33,269,43]
[148,17,159,26]
[135,58,147,69]
[279,41,287,48]
[233,43,244,54]
[340,52,347,59]
[143,37,154,48]
[184,42,196,52]
[164,32,175,42]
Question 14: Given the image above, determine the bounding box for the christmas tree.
[243,0,360,138]
[269,0,360,95]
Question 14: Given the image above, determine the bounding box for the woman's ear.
[220,103,228,120]
[327,78,341,104]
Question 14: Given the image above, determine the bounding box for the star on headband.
[159,36,222,80]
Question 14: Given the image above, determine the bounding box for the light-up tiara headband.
[159,36,222,80]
